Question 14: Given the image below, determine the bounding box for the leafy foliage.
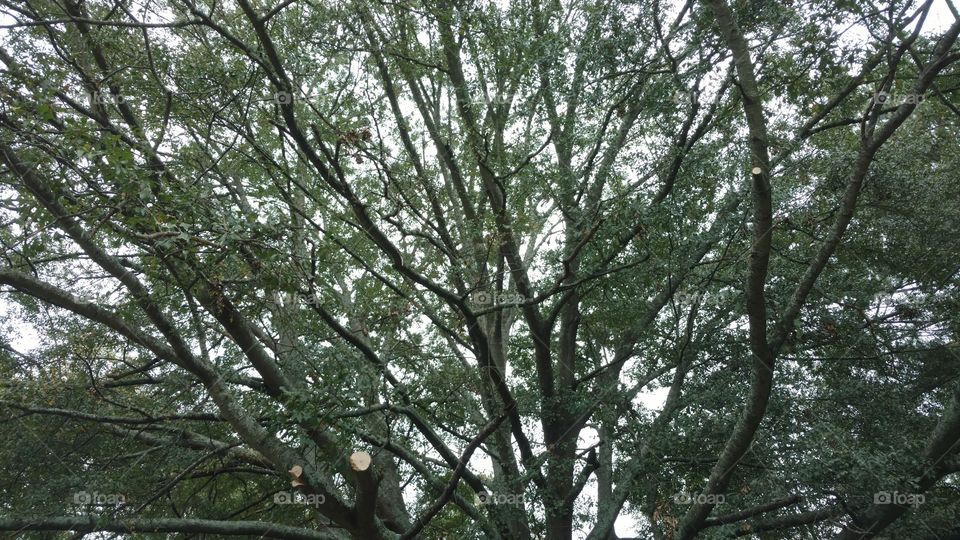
[0,0,959,539]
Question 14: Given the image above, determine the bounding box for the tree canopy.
[1,0,959,538]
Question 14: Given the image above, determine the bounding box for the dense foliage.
[0,0,959,538]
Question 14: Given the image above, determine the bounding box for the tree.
[1,0,959,538]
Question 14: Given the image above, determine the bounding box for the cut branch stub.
[349,451,372,472]
[288,464,306,488]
